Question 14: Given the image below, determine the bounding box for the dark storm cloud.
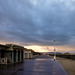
[0,0,75,46]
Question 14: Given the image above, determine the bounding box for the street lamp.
[53,40,56,61]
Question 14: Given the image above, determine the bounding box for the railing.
[56,55,75,60]
[49,54,75,60]
[0,58,7,64]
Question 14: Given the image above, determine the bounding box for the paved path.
[0,55,68,75]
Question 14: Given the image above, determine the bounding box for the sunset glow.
[24,45,75,53]
[24,45,46,52]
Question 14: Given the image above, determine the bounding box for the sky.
[0,0,75,53]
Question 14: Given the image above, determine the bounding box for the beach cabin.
[0,44,24,64]
[24,49,34,59]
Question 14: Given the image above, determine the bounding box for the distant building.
[0,44,24,64]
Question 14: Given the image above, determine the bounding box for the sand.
[50,56,75,75]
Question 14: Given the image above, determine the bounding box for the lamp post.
[53,40,56,61]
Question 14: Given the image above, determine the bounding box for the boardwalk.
[0,55,68,75]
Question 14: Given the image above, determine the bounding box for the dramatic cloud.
[0,0,75,52]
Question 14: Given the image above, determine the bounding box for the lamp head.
[53,40,56,42]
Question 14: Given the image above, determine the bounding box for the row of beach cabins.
[0,44,40,64]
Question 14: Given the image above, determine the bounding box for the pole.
[53,40,56,61]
